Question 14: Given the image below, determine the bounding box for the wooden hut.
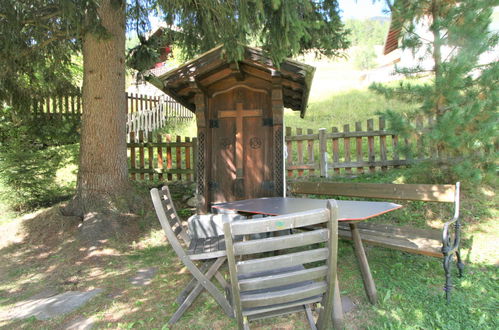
[148,45,315,213]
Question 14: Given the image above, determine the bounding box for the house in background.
[127,24,177,97]
[378,3,499,81]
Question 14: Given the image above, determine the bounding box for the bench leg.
[349,223,378,304]
[443,253,453,303]
[456,249,464,277]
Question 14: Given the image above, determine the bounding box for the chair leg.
[169,282,205,324]
[189,257,233,317]
[215,271,229,289]
[332,275,344,329]
[176,267,226,305]
[176,260,212,304]
[317,274,343,329]
[305,304,317,330]
[169,257,233,324]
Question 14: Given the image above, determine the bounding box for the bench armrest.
[441,182,461,255]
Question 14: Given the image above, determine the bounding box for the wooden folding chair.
[150,186,233,324]
[224,200,343,329]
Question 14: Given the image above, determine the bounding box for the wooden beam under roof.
[281,79,303,92]
[208,75,272,93]
[198,67,232,86]
[178,86,197,97]
[240,63,271,81]
[229,62,245,81]
[243,47,313,80]
[282,87,302,100]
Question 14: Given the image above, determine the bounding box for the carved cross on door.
[218,103,262,179]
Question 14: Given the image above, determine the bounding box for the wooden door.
[209,86,271,203]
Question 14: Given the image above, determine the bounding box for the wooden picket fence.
[128,131,197,181]
[126,94,194,141]
[285,117,428,177]
[31,93,82,118]
[126,116,442,182]
[31,91,193,132]
[126,92,193,117]
[126,94,165,139]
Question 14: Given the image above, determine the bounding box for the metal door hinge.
[209,119,219,128]
[262,181,275,191]
[208,181,219,190]
[263,118,274,126]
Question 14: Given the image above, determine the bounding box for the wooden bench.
[288,181,464,302]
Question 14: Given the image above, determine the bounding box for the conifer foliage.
[0,1,349,234]
[128,0,349,71]
[371,0,498,183]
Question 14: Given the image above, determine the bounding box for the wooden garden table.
[212,197,402,304]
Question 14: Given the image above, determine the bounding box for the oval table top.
[212,197,402,221]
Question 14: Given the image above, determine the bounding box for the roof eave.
[299,65,316,118]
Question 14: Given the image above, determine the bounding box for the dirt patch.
[22,205,81,245]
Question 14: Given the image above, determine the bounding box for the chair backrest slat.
[239,265,328,292]
[237,248,329,274]
[241,281,327,309]
[242,297,320,318]
[224,200,339,329]
[235,229,329,255]
[230,208,329,236]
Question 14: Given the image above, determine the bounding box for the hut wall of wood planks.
[149,45,315,213]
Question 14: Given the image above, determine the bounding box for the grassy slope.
[285,52,417,130]
[285,89,416,131]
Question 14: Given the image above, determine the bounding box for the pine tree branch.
[403,27,432,44]
[443,45,458,62]
[21,11,63,25]
[20,33,79,57]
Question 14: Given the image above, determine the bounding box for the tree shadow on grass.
[0,196,161,326]
[0,180,228,329]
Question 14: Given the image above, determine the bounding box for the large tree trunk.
[64,0,127,219]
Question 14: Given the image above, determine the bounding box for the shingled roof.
[146,45,315,118]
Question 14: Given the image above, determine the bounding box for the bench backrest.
[223,200,339,329]
[289,182,459,203]
[150,186,191,247]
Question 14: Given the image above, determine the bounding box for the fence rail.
[128,131,196,181]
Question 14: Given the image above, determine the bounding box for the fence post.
[379,117,387,171]
[319,128,327,178]
[193,137,198,184]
